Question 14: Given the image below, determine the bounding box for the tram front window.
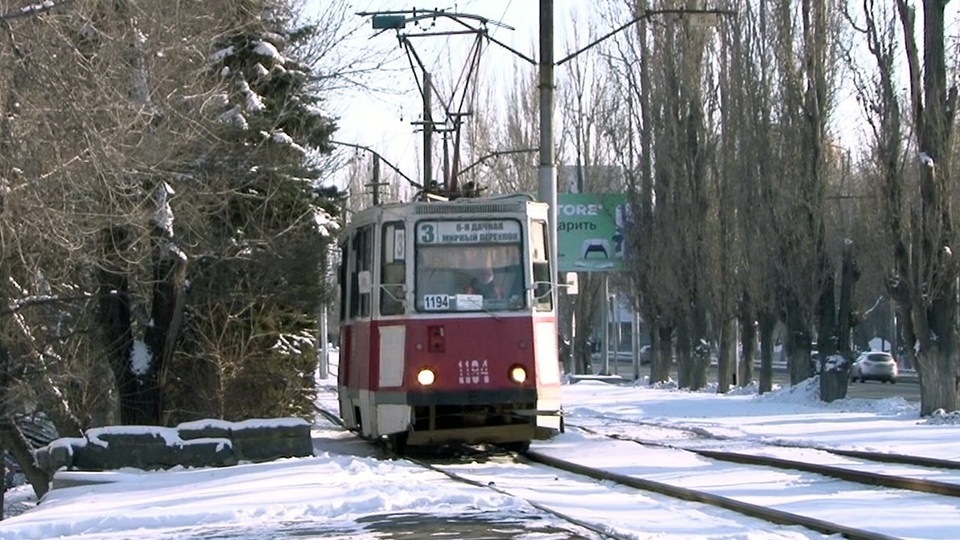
[415,220,525,312]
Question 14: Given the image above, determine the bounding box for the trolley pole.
[538,0,558,310]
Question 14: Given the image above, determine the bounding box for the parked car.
[640,345,652,365]
[850,351,898,383]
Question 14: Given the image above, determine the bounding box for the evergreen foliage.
[168,8,342,423]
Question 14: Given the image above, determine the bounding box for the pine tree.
[168,4,342,422]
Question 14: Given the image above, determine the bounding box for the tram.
[336,193,562,451]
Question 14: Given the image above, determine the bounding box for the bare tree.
[885,0,958,414]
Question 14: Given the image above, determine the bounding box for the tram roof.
[344,194,548,229]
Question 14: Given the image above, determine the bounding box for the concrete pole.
[318,303,329,380]
[612,292,620,375]
[602,274,610,375]
[372,155,381,206]
[538,0,558,309]
[633,310,641,381]
[423,71,433,190]
[318,244,329,381]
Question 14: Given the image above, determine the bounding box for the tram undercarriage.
[407,403,538,446]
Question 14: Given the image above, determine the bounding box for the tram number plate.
[458,359,490,385]
[423,294,450,310]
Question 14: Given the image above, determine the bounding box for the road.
[842,375,919,401]
[583,360,921,402]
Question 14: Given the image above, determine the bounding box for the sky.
[319,0,605,194]
[3,352,960,540]
[318,0,960,201]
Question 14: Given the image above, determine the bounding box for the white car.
[850,351,898,383]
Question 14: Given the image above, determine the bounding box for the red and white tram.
[336,194,562,451]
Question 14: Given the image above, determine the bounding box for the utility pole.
[318,303,328,379]
[539,0,558,308]
[423,71,433,190]
[371,155,381,206]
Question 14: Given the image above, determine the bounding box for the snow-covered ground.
[2,362,957,539]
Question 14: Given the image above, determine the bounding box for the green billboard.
[557,193,628,272]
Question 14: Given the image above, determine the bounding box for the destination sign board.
[416,220,521,244]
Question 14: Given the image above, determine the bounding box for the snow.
[251,41,284,64]
[3,353,959,539]
[218,106,247,130]
[19,2,54,15]
[208,46,234,64]
[151,182,175,237]
[237,78,264,113]
[130,340,151,376]
[270,130,306,154]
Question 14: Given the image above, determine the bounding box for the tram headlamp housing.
[509,365,527,384]
[417,368,436,386]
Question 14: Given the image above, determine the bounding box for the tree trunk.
[0,416,49,499]
[917,349,960,416]
[891,0,959,414]
[739,316,756,387]
[144,192,188,426]
[820,241,857,402]
[676,317,692,388]
[837,241,858,358]
[651,324,672,384]
[717,318,736,393]
[98,226,141,425]
[916,293,960,415]
[758,314,775,393]
[689,288,711,391]
[817,253,848,402]
[785,293,814,384]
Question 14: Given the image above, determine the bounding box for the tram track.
[522,449,900,540]
[427,443,908,540]
[314,405,611,538]
[566,414,960,496]
[569,412,960,469]
[317,403,958,539]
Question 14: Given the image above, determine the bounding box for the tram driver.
[466,267,504,299]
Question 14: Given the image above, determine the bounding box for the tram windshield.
[415,219,525,312]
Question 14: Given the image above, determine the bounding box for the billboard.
[557,193,628,272]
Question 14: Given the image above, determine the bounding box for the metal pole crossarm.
[555,8,736,66]
[402,30,482,38]
[458,148,540,177]
[484,31,537,65]
[329,140,422,189]
[357,9,514,31]
[1,1,67,21]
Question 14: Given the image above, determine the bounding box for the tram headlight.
[509,365,527,384]
[417,368,436,386]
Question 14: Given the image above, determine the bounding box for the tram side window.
[532,221,553,311]
[380,222,406,316]
[350,226,373,319]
